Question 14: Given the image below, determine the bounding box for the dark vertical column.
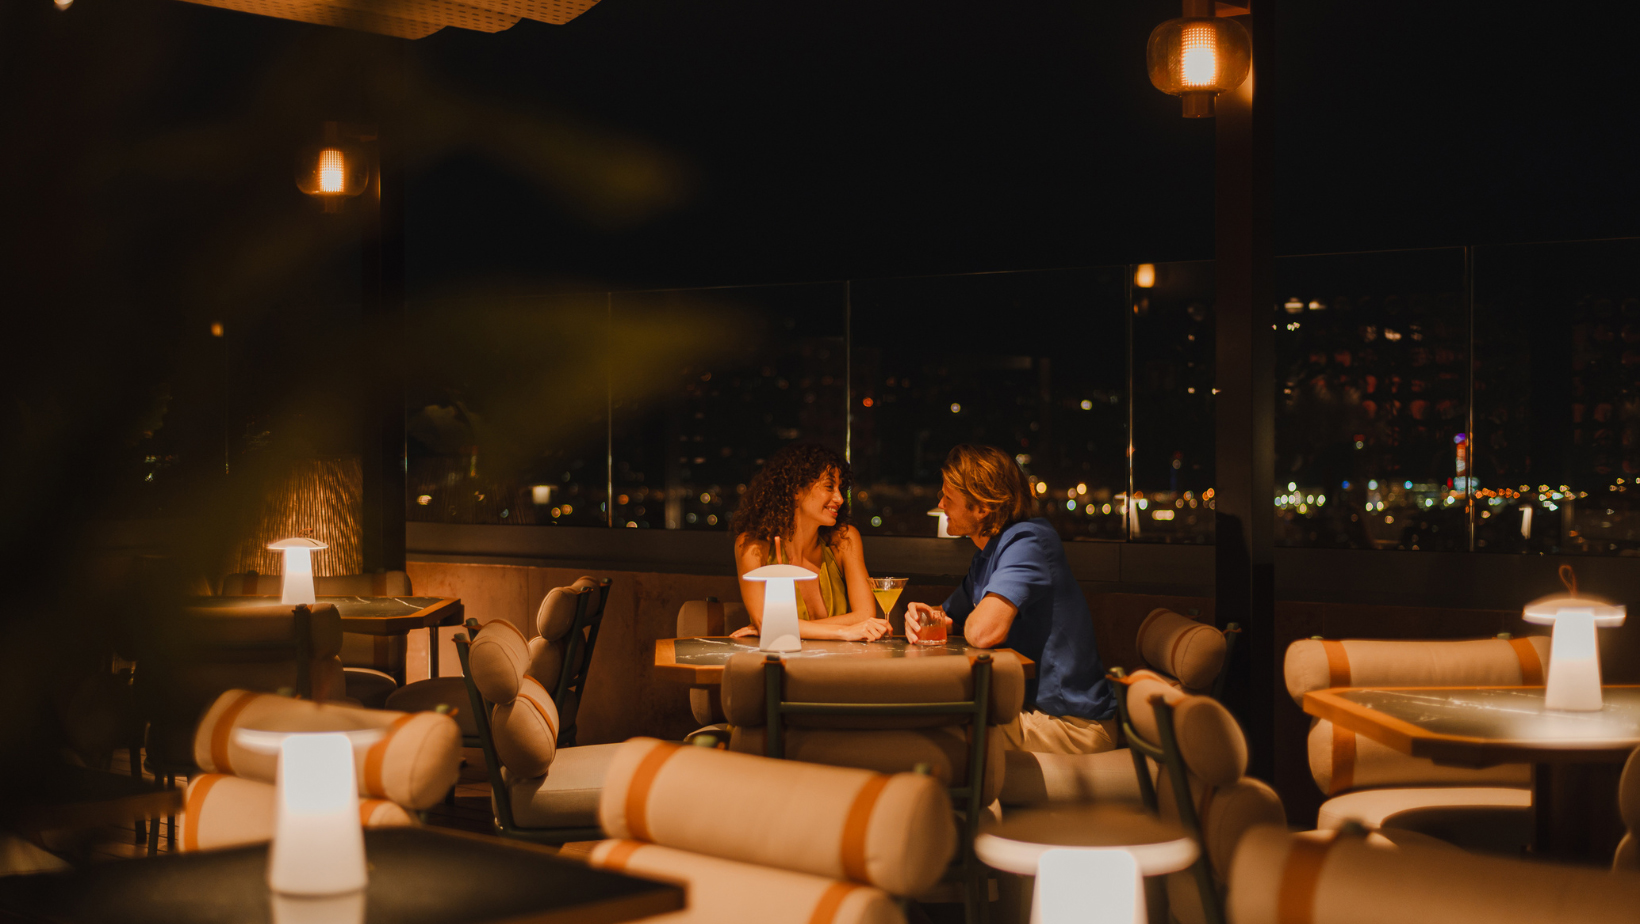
[1214,3,1277,781]
[360,39,408,573]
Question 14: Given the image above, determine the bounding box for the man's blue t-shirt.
[943,518,1115,721]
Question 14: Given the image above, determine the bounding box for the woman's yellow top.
[776,542,849,620]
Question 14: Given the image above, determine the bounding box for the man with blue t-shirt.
[906,445,1117,753]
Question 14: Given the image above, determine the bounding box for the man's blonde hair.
[941,444,1036,537]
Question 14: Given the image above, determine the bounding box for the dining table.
[192,596,464,684]
[1303,684,1640,860]
[653,636,1037,684]
[0,826,682,924]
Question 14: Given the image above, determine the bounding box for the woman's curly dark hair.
[730,443,853,548]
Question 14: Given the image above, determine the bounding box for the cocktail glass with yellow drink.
[869,577,907,625]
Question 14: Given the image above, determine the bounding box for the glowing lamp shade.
[234,728,383,898]
[742,563,816,652]
[268,537,327,606]
[295,122,369,213]
[1134,264,1156,289]
[1523,592,1625,711]
[1147,4,1251,118]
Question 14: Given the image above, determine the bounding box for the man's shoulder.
[999,517,1059,546]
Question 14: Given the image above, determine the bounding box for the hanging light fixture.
[1147,0,1252,118]
[295,122,370,213]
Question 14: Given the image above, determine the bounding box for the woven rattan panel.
[456,0,599,25]
[174,0,445,38]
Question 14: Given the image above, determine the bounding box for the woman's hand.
[903,603,951,642]
[833,617,892,642]
[728,624,758,638]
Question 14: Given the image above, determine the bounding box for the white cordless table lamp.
[742,563,815,652]
[268,537,328,605]
[235,727,383,897]
[1523,570,1625,712]
[975,804,1197,924]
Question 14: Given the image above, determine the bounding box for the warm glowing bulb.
[54,0,72,9]
[318,149,346,194]
[1180,25,1218,88]
[1134,263,1156,288]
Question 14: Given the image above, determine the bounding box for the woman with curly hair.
[730,443,890,641]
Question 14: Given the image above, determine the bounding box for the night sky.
[6,0,1635,304]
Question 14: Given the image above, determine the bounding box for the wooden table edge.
[338,597,465,635]
[654,637,1036,684]
[413,827,685,924]
[1303,685,1640,766]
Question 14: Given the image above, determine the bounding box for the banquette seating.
[1283,634,1549,851]
[583,736,957,924]
[176,689,461,851]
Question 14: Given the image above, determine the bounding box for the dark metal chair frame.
[760,651,994,924]
[552,578,611,748]
[1111,666,1227,924]
[453,628,604,844]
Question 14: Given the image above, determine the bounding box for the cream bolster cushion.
[1156,773,1285,882]
[490,676,561,778]
[1616,835,1638,873]
[999,747,1150,807]
[587,841,905,924]
[1307,719,1530,794]
[1316,786,1532,832]
[537,583,594,641]
[1124,671,1246,787]
[1136,609,1226,693]
[1227,825,1640,924]
[468,618,532,703]
[677,600,750,637]
[1283,636,1552,706]
[1621,746,1640,830]
[180,603,344,660]
[729,724,1007,806]
[180,774,414,853]
[528,636,566,689]
[720,650,1026,729]
[600,738,956,897]
[192,690,462,809]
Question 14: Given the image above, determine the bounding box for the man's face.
[938,478,990,538]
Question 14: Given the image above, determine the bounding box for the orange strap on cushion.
[1509,637,1545,685]
[839,774,891,883]
[181,774,224,852]
[1319,640,1351,688]
[358,798,391,826]
[1276,835,1336,924]
[208,690,261,775]
[1330,725,1356,795]
[363,714,418,798]
[596,839,646,871]
[807,881,861,924]
[519,677,560,738]
[624,741,682,842]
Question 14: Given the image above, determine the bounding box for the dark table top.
[192,597,463,635]
[655,636,1035,683]
[1303,685,1640,766]
[0,827,681,924]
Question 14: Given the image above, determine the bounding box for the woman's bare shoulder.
[831,525,863,552]
[735,533,770,562]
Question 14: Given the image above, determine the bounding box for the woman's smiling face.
[795,466,844,527]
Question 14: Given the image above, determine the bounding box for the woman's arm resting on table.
[733,531,889,641]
